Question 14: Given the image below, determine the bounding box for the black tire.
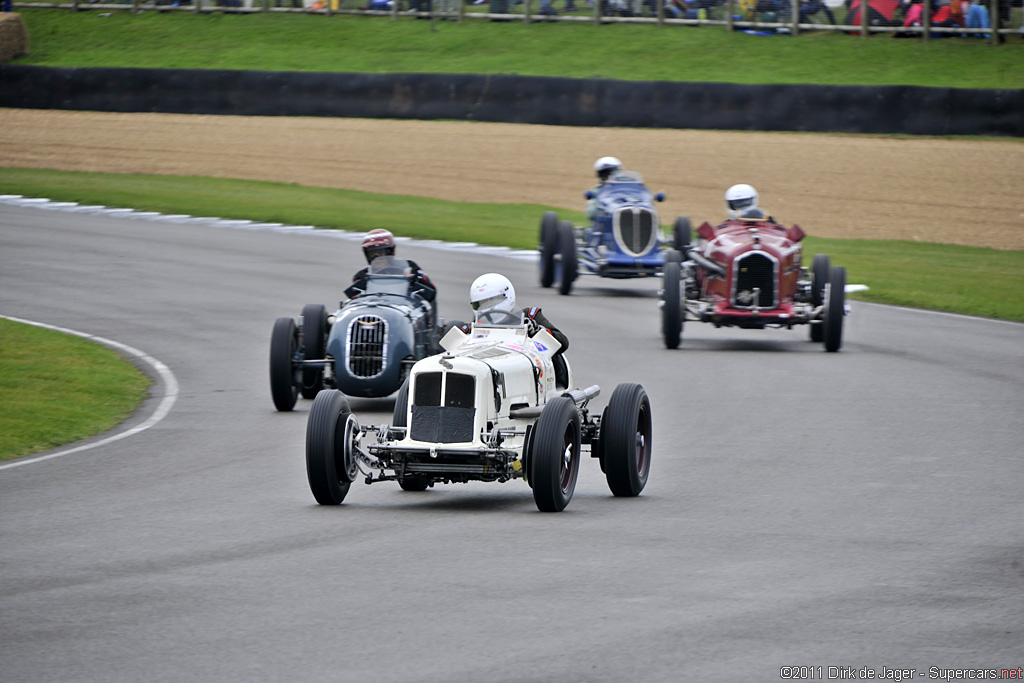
[663,249,682,264]
[270,316,299,412]
[824,265,846,353]
[392,377,409,428]
[305,390,357,505]
[557,220,577,296]
[531,397,582,512]
[602,383,652,498]
[539,211,559,288]
[300,303,328,399]
[673,216,692,254]
[662,259,682,350]
[392,378,429,492]
[809,254,830,342]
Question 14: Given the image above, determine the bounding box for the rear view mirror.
[655,192,665,202]
[584,190,595,200]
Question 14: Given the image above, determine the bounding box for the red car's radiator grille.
[732,252,778,309]
[614,208,656,256]
[347,315,387,378]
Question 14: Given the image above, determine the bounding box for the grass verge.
[12,9,1024,89]
[0,318,150,461]
[3,166,1022,322]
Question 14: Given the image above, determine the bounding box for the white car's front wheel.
[306,390,356,505]
[531,397,581,512]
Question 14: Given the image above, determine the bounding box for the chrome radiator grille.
[614,208,657,256]
[732,252,778,309]
[347,315,387,378]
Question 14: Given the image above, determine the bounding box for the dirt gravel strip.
[1,108,1021,250]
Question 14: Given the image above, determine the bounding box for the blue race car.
[538,170,690,295]
[269,267,442,412]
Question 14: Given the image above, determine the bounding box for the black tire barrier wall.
[2,65,1021,137]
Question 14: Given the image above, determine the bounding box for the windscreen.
[364,273,412,296]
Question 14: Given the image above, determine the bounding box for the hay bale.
[0,13,30,63]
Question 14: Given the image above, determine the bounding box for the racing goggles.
[471,294,507,312]
[727,197,756,211]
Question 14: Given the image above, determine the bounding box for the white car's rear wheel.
[602,383,652,498]
[392,378,429,492]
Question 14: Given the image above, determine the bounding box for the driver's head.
[469,273,517,318]
[361,229,396,264]
[725,184,759,220]
[594,156,622,183]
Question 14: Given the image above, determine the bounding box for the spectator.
[800,0,836,23]
[964,0,991,36]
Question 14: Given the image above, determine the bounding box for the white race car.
[305,313,652,512]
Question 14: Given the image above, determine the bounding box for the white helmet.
[470,273,517,319]
[725,184,759,219]
[594,156,622,181]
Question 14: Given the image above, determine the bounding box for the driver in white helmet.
[585,156,623,221]
[724,183,773,221]
[463,273,569,355]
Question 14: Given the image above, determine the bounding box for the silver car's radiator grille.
[347,315,387,378]
[614,208,657,257]
[411,372,476,443]
[732,252,778,309]
[443,373,475,409]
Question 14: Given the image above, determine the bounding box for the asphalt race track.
[1,202,1022,682]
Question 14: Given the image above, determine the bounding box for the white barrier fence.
[13,0,1023,45]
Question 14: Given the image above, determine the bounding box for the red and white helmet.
[361,229,396,263]
[470,273,517,318]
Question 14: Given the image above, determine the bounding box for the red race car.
[660,214,848,352]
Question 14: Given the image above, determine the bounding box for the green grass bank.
[11,9,1024,89]
[0,318,150,461]
[3,167,1022,322]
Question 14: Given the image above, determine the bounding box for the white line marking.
[0,194,539,260]
[853,300,1023,327]
[0,316,180,471]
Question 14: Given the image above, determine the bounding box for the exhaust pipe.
[563,385,600,405]
[688,252,726,277]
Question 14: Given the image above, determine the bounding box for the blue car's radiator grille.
[732,252,778,309]
[348,315,387,378]
[614,208,657,257]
